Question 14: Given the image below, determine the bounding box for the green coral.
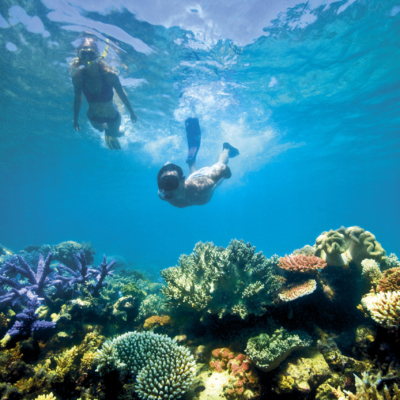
[161,240,282,319]
[136,294,170,321]
[245,328,312,372]
[95,331,196,400]
[121,282,147,298]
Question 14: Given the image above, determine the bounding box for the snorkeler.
[157,118,239,208]
[71,38,137,150]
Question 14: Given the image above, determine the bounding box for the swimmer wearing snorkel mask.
[71,38,137,150]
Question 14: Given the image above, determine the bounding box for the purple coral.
[90,254,116,296]
[7,296,56,339]
[0,253,60,308]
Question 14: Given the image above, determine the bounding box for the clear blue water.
[0,0,399,272]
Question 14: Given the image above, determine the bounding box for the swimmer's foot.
[223,142,239,158]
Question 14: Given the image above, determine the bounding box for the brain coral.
[161,240,282,319]
[95,331,196,400]
[278,255,326,274]
[245,328,312,372]
[362,291,400,328]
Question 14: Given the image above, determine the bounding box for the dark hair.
[157,164,183,191]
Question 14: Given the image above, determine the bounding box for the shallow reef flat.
[0,227,399,400]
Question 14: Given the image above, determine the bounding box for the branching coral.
[361,259,383,288]
[7,296,56,339]
[245,328,312,372]
[278,279,317,302]
[161,240,282,319]
[278,255,326,274]
[329,371,400,400]
[95,331,196,400]
[361,291,400,327]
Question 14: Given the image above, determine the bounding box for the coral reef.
[329,371,400,400]
[95,331,196,399]
[245,327,312,372]
[52,241,95,270]
[274,349,331,395]
[7,296,56,340]
[161,240,282,319]
[361,291,400,327]
[376,267,400,293]
[278,255,326,275]
[278,279,317,302]
[143,315,172,331]
[315,227,386,268]
[209,348,260,399]
[361,259,383,289]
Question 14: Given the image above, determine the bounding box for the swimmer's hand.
[73,121,81,132]
[130,112,137,123]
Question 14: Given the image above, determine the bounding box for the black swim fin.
[223,142,239,158]
[185,117,201,166]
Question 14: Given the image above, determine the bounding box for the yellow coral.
[81,351,97,371]
[34,393,56,400]
[361,259,382,288]
[362,291,400,327]
[52,346,79,377]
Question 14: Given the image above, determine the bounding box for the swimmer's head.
[157,163,184,194]
[77,38,100,63]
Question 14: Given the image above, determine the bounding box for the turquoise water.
[0,0,399,271]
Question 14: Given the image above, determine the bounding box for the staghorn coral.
[376,267,400,293]
[361,259,383,288]
[329,371,400,400]
[245,327,312,372]
[361,291,400,327]
[161,240,282,319]
[95,331,196,400]
[7,295,56,339]
[278,254,326,274]
[278,279,317,302]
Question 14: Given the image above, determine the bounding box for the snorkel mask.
[78,47,99,65]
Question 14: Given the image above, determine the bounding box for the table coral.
[161,240,282,319]
[278,279,317,302]
[245,328,312,372]
[361,291,400,327]
[95,331,196,400]
[278,255,326,274]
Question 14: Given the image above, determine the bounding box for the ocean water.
[0,0,399,271]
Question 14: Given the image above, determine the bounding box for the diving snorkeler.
[157,118,239,208]
[71,38,137,150]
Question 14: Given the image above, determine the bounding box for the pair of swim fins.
[105,134,121,150]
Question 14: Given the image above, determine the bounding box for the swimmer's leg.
[185,117,201,174]
[105,113,122,150]
[89,120,106,132]
[218,143,239,165]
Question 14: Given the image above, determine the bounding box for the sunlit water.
[0,0,399,271]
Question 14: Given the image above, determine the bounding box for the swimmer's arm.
[72,74,82,132]
[111,75,137,123]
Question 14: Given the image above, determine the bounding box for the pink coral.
[278,279,317,302]
[278,255,327,274]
